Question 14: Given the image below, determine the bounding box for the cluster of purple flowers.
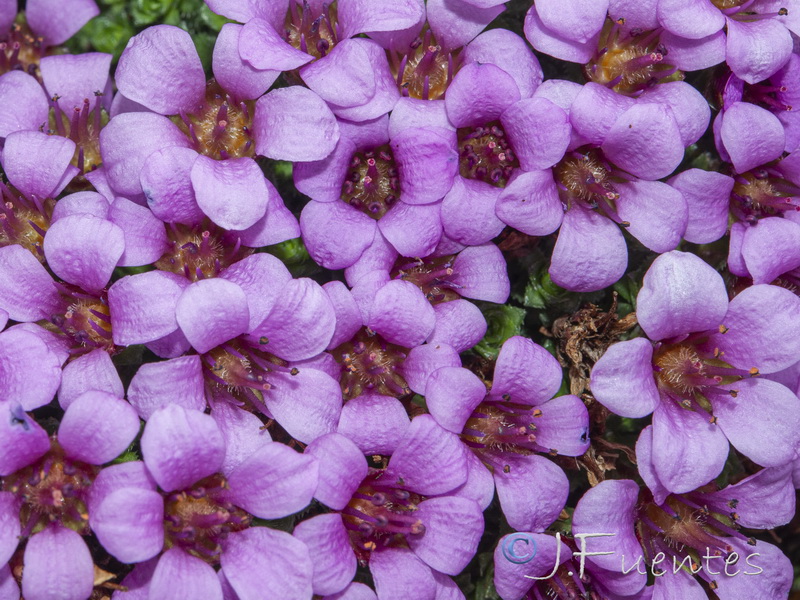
[0,0,798,598]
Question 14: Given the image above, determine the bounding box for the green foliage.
[473,303,527,360]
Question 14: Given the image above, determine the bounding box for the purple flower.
[296,421,483,599]
[590,251,800,493]
[424,336,589,531]
[656,0,796,84]
[0,0,99,71]
[89,404,317,600]
[115,255,342,443]
[716,56,800,154]
[500,80,705,291]
[297,113,456,269]
[204,0,422,119]
[524,0,726,73]
[344,242,509,354]
[0,392,139,600]
[104,24,333,242]
[322,279,464,453]
[572,468,795,599]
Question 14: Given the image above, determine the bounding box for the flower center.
[554,148,633,226]
[457,121,518,187]
[47,287,115,354]
[637,490,755,587]
[730,171,800,223]
[0,23,44,77]
[283,0,339,59]
[342,470,425,566]
[2,440,97,537]
[462,400,551,459]
[50,93,109,186]
[341,145,400,220]
[164,473,252,564]
[585,21,682,95]
[0,187,53,261]
[391,255,461,304]
[331,327,410,400]
[175,81,255,161]
[156,222,253,282]
[202,339,298,408]
[389,29,458,101]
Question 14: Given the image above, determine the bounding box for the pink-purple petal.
[440,178,504,246]
[535,0,608,43]
[0,71,49,138]
[377,201,443,257]
[726,17,793,85]
[191,156,269,231]
[3,130,77,201]
[140,405,225,492]
[238,17,313,71]
[57,349,121,410]
[22,526,94,600]
[407,496,483,575]
[339,0,424,38]
[58,391,140,465]
[226,442,318,519]
[602,103,684,180]
[709,284,800,374]
[493,454,569,532]
[0,403,50,476]
[400,342,461,394]
[249,278,335,360]
[300,200,377,269]
[720,101,785,173]
[651,399,730,493]
[305,433,367,510]
[293,514,356,596]
[265,367,342,443]
[463,29,542,99]
[370,547,436,600]
[425,366,486,434]
[451,244,511,303]
[490,336,562,405]
[26,0,99,45]
[212,23,280,101]
[43,214,124,292]
[637,251,728,341]
[127,355,206,421]
[40,52,111,113]
[615,180,687,253]
[109,271,187,346]
[715,378,800,467]
[367,280,435,347]
[100,112,192,197]
[149,548,222,600]
[109,197,168,266]
[222,528,313,600]
[91,487,164,563]
[176,278,250,354]
[300,39,375,108]
[140,146,204,225]
[445,62,520,128]
[668,168,733,244]
[495,170,564,236]
[383,414,467,495]
[116,25,205,115]
[590,338,659,418]
[337,393,411,455]
[254,87,340,161]
[427,299,487,353]
[0,328,62,411]
[391,126,458,205]
[549,206,627,292]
